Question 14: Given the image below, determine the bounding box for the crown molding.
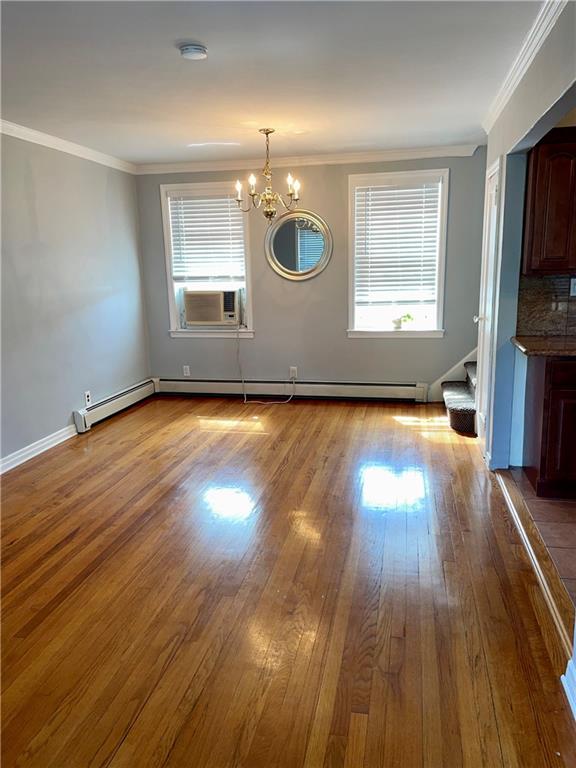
[1,119,479,175]
[0,120,137,174]
[482,0,569,134]
[135,144,479,175]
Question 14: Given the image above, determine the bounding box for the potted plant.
[392,313,414,331]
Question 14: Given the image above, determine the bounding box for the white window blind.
[168,193,246,283]
[354,180,441,307]
[297,227,324,271]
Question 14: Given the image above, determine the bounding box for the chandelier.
[235,128,301,222]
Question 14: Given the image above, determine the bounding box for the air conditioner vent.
[222,291,236,314]
[183,289,240,325]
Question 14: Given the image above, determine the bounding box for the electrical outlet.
[570,277,576,298]
[289,366,298,380]
[84,391,92,407]
[183,365,191,377]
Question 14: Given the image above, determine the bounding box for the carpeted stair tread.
[441,381,476,434]
[464,361,477,389]
[441,381,475,410]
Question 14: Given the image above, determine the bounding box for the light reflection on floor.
[359,464,426,512]
[394,414,475,443]
[203,486,256,522]
[394,415,450,429]
[246,620,319,671]
[196,416,267,434]
[290,509,322,545]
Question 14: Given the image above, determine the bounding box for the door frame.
[476,157,504,462]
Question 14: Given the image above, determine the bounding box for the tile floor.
[510,467,576,605]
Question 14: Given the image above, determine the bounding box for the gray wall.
[137,148,486,386]
[486,2,575,469]
[1,135,150,457]
[487,2,576,164]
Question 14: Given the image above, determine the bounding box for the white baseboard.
[2,378,158,473]
[0,377,428,474]
[159,379,429,402]
[428,347,477,402]
[0,425,77,475]
[562,658,576,721]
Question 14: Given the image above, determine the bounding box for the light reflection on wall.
[203,487,256,522]
[359,465,426,512]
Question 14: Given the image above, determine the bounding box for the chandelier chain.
[263,131,272,182]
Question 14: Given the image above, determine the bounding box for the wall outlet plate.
[570,277,576,298]
[183,365,191,377]
[84,391,91,406]
[289,366,298,380]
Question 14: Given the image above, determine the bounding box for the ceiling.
[1,1,543,165]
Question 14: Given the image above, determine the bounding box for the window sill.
[347,329,445,339]
[169,328,255,339]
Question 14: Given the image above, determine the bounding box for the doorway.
[476,160,502,459]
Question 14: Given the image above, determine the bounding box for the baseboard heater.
[73,378,158,433]
[158,379,428,402]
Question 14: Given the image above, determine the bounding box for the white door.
[475,160,502,459]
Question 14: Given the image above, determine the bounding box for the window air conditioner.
[183,290,240,325]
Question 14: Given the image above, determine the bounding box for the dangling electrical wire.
[236,326,295,405]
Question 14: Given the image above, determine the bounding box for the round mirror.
[264,210,333,281]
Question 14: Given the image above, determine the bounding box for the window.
[348,169,448,337]
[160,182,252,337]
[297,227,325,271]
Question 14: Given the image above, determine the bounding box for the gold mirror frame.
[264,209,333,281]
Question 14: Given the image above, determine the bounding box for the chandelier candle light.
[235,129,301,222]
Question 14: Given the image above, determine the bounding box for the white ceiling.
[1,1,543,164]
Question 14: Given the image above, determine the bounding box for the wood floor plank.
[2,396,575,768]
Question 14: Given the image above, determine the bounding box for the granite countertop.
[511,335,576,357]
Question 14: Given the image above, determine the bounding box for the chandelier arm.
[278,194,297,211]
[237,202,254,213]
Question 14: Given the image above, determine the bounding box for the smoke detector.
[179,43,208,61]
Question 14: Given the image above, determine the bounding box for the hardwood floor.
[2,396,576,767]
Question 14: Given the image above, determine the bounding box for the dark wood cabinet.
[522,128,576,275]
[524,357,576,497]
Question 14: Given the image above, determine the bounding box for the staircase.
[441,362,477,435]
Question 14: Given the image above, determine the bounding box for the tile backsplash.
[516,275,576,336]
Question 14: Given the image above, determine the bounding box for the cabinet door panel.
[544,388,576,480]
[541,152,576,264]
[548,359,576,388]
[523,135,576,274]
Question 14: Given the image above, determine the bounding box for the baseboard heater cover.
[158,379,428,402]
[73,378,158,433]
